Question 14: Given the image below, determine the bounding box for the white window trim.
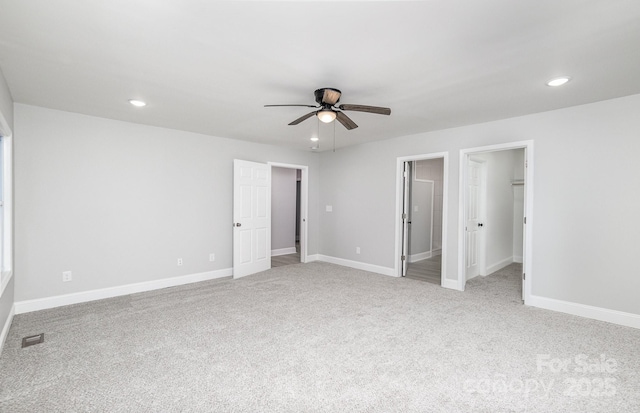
[0,110,13,297]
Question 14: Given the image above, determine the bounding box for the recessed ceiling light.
[546,77,571,87]
[128,99,147,107]
[310,137,319,142]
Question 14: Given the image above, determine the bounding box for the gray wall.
[10,93,640,318]
[319,93,640,315]
[14,104,319,302]
[271,167,297,251]
[410,158,444,256]
[0,69,12,132]
[0,67,14,341]
[408,179,433,257]
[512,150,525,262]
[426,158,444,252]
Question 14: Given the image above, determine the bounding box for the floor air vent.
[22,333,44,348]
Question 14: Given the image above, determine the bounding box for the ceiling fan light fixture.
[310,137,319,142]
[317,109,336,123]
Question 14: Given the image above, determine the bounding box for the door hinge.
[402,213,407,220]
[401,255,406,261]
[523,272,526,280]
[524,217,527,224]
[403,171,407,178]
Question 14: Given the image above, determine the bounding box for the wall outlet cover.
[62,271,72,282]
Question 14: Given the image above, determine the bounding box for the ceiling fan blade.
[336,111,358,130]
[322,89,342,105]
[288,111,317,125]
[338,104,391,115]
[265,104,319,108]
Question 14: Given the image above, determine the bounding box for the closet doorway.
[458,141,534,303]
[269,163,308,267]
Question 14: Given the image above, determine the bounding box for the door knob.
[478,223,484,227]
[234,223,241,227]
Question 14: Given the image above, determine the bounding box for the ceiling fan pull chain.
[333,119,336,153]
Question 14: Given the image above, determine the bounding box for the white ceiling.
[1,1,639,151]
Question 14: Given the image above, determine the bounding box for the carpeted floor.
[1,262,639,412]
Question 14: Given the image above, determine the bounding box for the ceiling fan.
[264,88,391,130]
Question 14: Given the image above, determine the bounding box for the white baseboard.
[484,256,514,276]
[409,251,431,263]
[513,255,523,263]
[306,254,320,262]
[432,248,442,257]
[441,278,461,290]
[0,304,15,353]
[316,255,396,277]
[528,295,640,330]
[15,268,232,315]
[271,247,297,256]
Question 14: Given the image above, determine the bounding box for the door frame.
[401,161,411,276]
[458,140,534,304]
[268,162,309,263]
[394,152,449,286]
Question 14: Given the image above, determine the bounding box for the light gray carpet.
[1,262,639,412]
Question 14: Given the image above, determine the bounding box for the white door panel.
[465,159,484,280]
[233,159,271,279]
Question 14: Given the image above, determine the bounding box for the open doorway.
[404,159,444,284]
[458,141,533,303]
[269,163,308,267]
[395,153,449,286]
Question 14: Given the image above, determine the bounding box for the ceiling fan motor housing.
[315,88,341,105]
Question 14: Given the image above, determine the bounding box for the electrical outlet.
[62,271,72,282]
[326,205,333,212]
[177,258,183,266]
[356,247,361,254]
[209,253,215,262]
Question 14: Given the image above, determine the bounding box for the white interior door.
[465,159,484,280]
[401,161,410,276]
[233,159,271,279]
